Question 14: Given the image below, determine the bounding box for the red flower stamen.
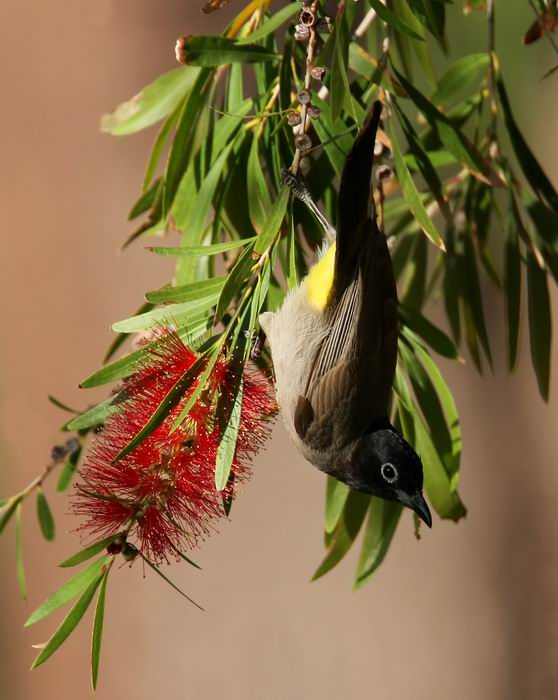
[72,331,277,563]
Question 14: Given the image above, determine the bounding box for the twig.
[487,0,498,136]
[291,1,320,175]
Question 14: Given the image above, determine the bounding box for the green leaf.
[31,574,104,670]
[64,395,122,432]
[0,497,22,536]
[348,44,405,96]
[497,75,558,215]
[143,106,181,192]
[247,134,273,233]
[236,4,299,44]
[60,536,119,568]
[325,477,350,534]
[48,395,78,414]
[25,556,110,627]
[367,0,425,40]
[15,503,27,600]
[312,490,370,580]
[412,339,462,478]
[164,68,213,214]
[394,68,502,186]
[505,215,522,371]
[397,371,466,521]
[55,447,84,492]
[431,53,490,105]
[215,378,243,490]
[286,211,299,290]
[181,36,279,66]
[527,252,552,401]
[354,499,402,590]
[145,276,226,304]
[113,355,207,462]
[36,488,55,541]
[91,569,109,690]
[111,298,218,333]
[310,96,354,178]
[399,305,459,359]
[390,124,446,250]
[147,237,255,257]
[330,13,354,121]
[410,0,447,48]
[216,241,256,319]
[254,186,289,255]
[80,318,212,389]
[170,348,221,433]
[461,234,492,369]
[100,66,200,136]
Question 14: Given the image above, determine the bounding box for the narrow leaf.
[60,536,119,568]
[25,556,110,627]
[31,574,104,670]
[505,216,522,371]
[527,252,552,401]
[147,237,255,257]
[254,186,289,255]
[215,378,243,490]
[399,305,459,359]
[0,497,22,536]
[145,276,226,304]
[180,36,279,66]
[354,499,402,590]
[312,491,370,580]
[368,0,425,40]
[91,570,109,690]
[236,4,299,44]
[101,66,200,136]
[36,488,55,541]
[391,125,446,250]
[325,477,350,535]
[431,53,490,105]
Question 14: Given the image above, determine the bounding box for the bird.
[259,100,432,527]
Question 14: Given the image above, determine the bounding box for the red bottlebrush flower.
[72,330,277,563]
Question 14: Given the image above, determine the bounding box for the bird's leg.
[281,168,337,244]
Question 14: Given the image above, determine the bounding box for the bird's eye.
[381,462,398,484]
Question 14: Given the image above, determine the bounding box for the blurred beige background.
[1,1,558,699]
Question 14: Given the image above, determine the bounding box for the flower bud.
[300,10,315,27]
[175,36,189,65]
[307,104,321,120]
[315,17,332,33]
[122,543,139,562]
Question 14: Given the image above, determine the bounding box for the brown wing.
[295,222,398,450]
[293,101,398,450]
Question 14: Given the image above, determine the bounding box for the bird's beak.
[398,491,432,528]
[409,492,432,528]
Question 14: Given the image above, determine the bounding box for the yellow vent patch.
[305,243,336,311]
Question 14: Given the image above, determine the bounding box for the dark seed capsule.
[107,541,123,556]
[295,133,312,153]
[287,111,302,127]
[50,444,68,463]
[307,104,321,120]
[296,89,311,105]
[65,437,80,456]
[122,543,139,562]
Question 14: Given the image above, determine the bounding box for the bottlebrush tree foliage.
[2,0,558,688]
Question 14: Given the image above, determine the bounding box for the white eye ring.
[381,462,398,484]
